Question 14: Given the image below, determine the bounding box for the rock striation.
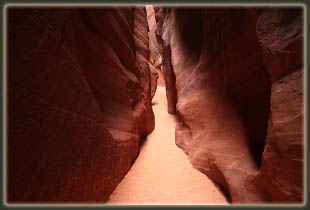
[146,5,163,91]
[153,7,304,203]
[253,8,304,202]
[146,5,162,69]
[8,7,154,202]
[155,7,177,114]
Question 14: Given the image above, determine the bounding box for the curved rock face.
[149,64,159,99]
[146,5,163,91]
[132,7,156,136]
[257,8,303,82]
[155,8,177,114]
[253,8,304,202]
[146,6,160,97]
[8,7,154,202]
[156,7,304,203]
[146,5,162,68]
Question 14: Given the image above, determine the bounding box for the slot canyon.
[7,5,304,205]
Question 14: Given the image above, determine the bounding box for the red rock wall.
[155,7,304,203]
[146,5,160,67]
[145,6,160,98]
[133,7,155,136]
[8,7,154,202]
[155,8,177,114]
[146,6,163,90]
[253,8,304,202]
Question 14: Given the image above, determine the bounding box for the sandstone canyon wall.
[8,7,154,202]
[146,5,165,89]
[154,7,304,203]
[254,8,304,202]
[155,7,177,114]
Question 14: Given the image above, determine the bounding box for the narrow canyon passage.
[7,7,303,204]
[106,87,229,205]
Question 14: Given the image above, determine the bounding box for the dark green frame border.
[0,0,308,209]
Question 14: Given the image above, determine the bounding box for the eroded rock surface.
[149,65,159,99]
[146,5,163,91]
[155,8,177,114]
[106,87,229,205]
[154,7,304,203]
[133,7,156,136]
[254,68,303,202]
[8,7,154,202]
[257,8,303,81]
[253,8,304,203]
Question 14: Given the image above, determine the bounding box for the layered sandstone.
[155,7,177,114]
[154,7,304,203]
[253,8,304,202]
[146,5,161,68]
[146,5,164,91]
[8,7,154,202]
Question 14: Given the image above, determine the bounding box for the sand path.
[106,86,229,205]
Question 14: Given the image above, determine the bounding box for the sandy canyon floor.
[106,86,229,205]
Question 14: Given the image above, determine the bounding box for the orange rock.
[254,8,304,203]
[159,7,303,203]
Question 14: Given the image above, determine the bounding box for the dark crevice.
[212,181,232,204]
